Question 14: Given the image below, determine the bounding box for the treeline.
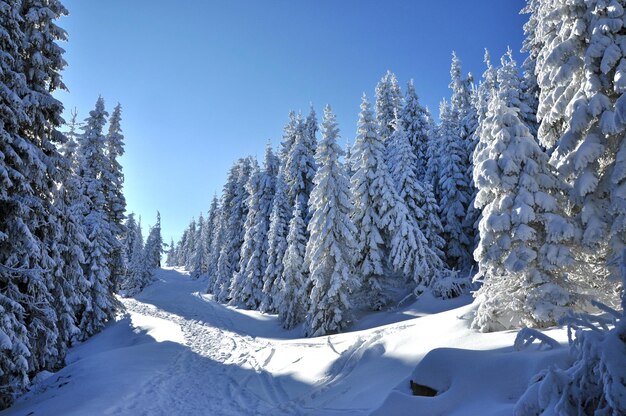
[0,0,163,408]
[171,10,622,345]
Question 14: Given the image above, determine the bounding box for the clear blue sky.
[56,0,527,245]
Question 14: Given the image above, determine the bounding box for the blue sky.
[57,0,527,244]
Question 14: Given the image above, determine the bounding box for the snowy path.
[1,268,569,416]
[114,269,384,415]
[2,268,418,415]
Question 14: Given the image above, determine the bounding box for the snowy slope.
[1,268,570,415]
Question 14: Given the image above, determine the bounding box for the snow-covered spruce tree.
[496,49,536,131]
[144,211,164,270]
[387,115,448,287]
[471,49,528,254]
[449,51,478,157]
[270,112,317,313]
[529,0,626,293]
[375,70,403,142]
[182,218,196,271]
[278,201,309,329]
[51,115,90,355]
[105,103,126,229]
[450,53,480,270]
[350,94,416,309]
[165,238,176,267]
[119,213,149,296]
[425,118,443,201]
[401,79,432,180]
[471,93,586,332]
[104,103,127,290]
[515,249,626,415]
[9,0,73,383]
[231,146,278,309]
[258,115,300,310]
[77,97,118,340]
[190,213,206,278]
[279,111,299,163]
[474,50,498,132]
[205,196,222,290]
[284,113,316,221]
[229,160,263,307]
[209,165,238,295]
[304,105,360,337]
[260,169,291,313]
[214,158,252,302]
[203,195,219,275]
[437,99,473,269]
[176,221,191,269]
[304,105,318,161]
[345,140,355,179]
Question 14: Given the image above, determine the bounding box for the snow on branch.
[514,327,560,351]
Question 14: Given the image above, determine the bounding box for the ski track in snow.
[2,267,566,416]
[105,268,382,415]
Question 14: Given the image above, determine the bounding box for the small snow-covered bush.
[415,269,470,300]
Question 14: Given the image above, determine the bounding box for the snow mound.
[373,346,569,416]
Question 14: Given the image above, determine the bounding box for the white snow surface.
[1,267,571,415]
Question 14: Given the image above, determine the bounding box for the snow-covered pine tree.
[375,70,403,142]
[105,104,126,230]
[166,238,176,267]
[425,119,443,201]
[387,115,448,286]
[190,213,206,278]
[77,97,118,340]
[177,220,193,270]
[437,99,473,269]
[104,103,127,289]
[278,201,309,329]
[470,50,506,256]
[51,114,90,355]
[229,160,264,307]
[231,146,278,309]
[345,140,355,179]
[304,105,318,161]
[496,49,535,129]
[279,111,299,164]
[209,165,238,295]
[205,195,222,289]
[304,105,359,336]
[8,0,73,381]
[119,213,149,295]
[258,113,307,308]
[449,52,477,154]
[214,158,252,302]
[203,195,219,273]
[0,35,32,387]
[350,94,415,309]
[448,53,479,270]
[529,0,626,291]
[184,218,198,271]
[471,91,588,331]
[144,211,164,270]
[284,113,316,222]
[473,50,498,147]
[279,113,317,313]
[519,0,541,137]
[260,169,291,313]
[400,79,431,180]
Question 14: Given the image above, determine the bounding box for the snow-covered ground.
[1,268,571,415]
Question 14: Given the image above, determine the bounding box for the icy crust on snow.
[1,268,571,416]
